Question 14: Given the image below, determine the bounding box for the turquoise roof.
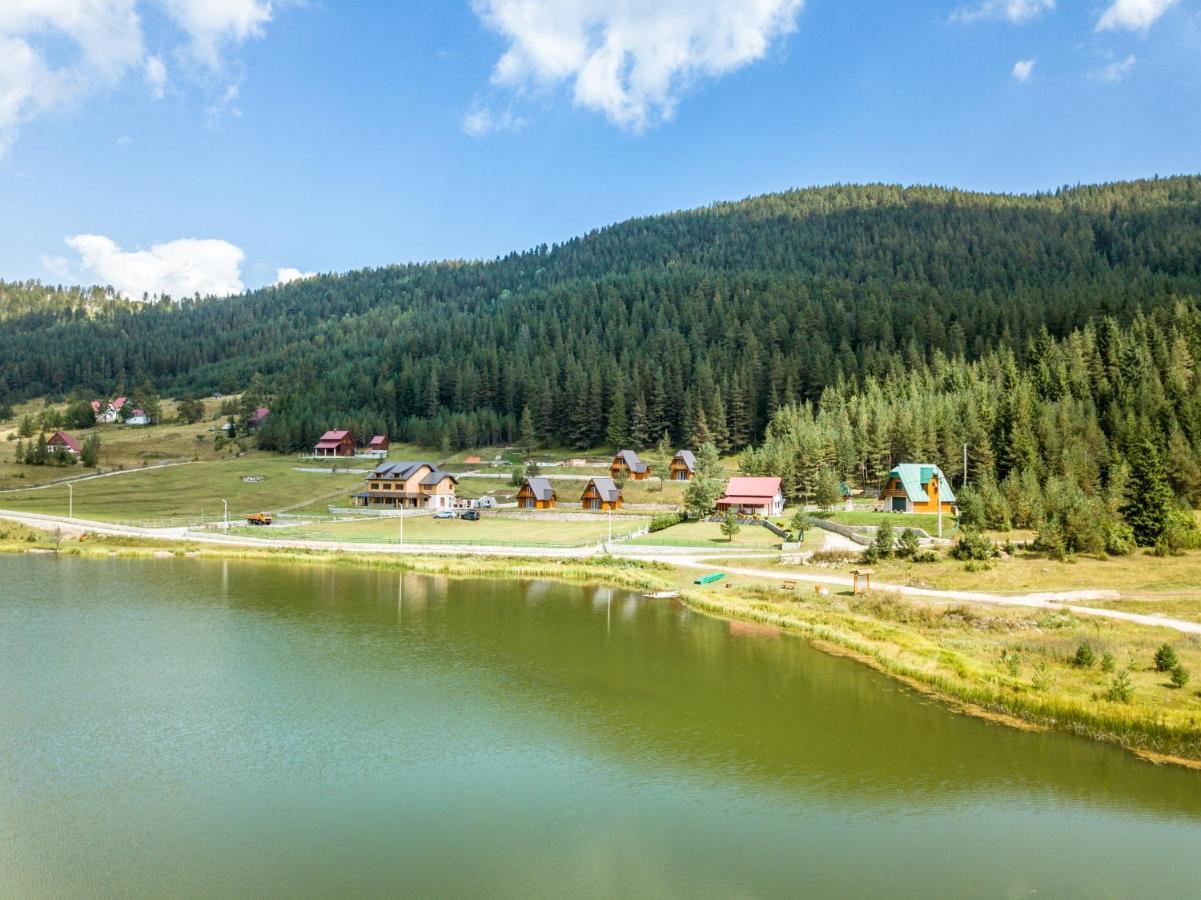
[887,463,956,504]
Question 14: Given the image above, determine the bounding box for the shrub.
[810,548,859,565]
[1154,644,1179,672]
[1002,649,1022,677]
[1153,508,1201,557]
[896,528,922,559]
[862,519,895,563]
[1031,662,1052,692]
[1100,651,1116,673]
[912,549,940,563]
[1073,641,1096,668]
[1170,665,1191,689]
[648,512,684,533]
[1106,670,1134,703]
[951,531,998,562]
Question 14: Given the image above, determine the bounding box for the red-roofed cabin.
[369,435,389,451]
[251,407,270,426]
[716,476,785,518]
[47,431,81,454]
[314,430,354,457]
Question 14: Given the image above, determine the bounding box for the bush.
[912,549,940,563]
[648,512,684,533]
[1073,641,1096,668]
[1100,651,1116,673]
[896,527,922,559]
[1170,665,1191,689]
[1154,644,1179,672]
[1153,508,1201,557]
[862,519,895,563]
[951,532,998,562]
[1106,670,1134,703]
[1031,662,1052,692]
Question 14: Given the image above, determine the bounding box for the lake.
[3,555,1200,897]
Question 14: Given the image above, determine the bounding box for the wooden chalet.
[880,464,956,515]
[610,449,648,481]
[581,477,623,511]
[354,461,458,510]
[669,449,697,481]
[517,476,557,509]
[47,431,81,454]
[369,435,390,452]
[314,429,354,457]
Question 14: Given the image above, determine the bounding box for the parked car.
[433,509,456,519]
[459,509,480,521]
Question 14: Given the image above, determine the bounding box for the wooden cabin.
[517,477,557,509]
[47,431,81,455]
[314,429,355,457]
[354,461,458,509]
[581,477,623,511]
[610,449,649,481]
[880,464,956,515]
[670,449,697,481]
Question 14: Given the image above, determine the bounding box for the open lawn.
[0,455,365,524]
[227,512,650,547]
[820,509,956,536]
[627,519,787,549]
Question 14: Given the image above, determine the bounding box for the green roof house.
[880,464,956,514]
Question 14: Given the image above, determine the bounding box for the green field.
[627,519,788,549]
[0,455,365,524]
[820,509,957,536]
[228,512,650,547]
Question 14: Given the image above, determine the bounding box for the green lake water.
[2,555,1200,897]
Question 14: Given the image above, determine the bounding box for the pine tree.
[519,405,536,453]
[628,395,650,449]
[81,434,100,468]
[1121,438,1175,546]
[605,384,628,448]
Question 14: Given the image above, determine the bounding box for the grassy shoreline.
[4,522,1200,770]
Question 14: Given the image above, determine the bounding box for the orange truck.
[244,512,273,526]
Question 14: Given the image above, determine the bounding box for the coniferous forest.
[2,176,1200,547]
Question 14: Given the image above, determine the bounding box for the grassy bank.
[4,523,1200,768]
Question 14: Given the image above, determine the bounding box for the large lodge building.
[354,461,458,510]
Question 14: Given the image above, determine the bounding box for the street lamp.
[222,499,228,531]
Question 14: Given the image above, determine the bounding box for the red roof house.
[314,430,354,457]
[369,435,389,450]
[47,431,82,454]
[251,406,270,426]
[716,476,785,517]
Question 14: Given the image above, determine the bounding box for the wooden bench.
[781,580,797,591]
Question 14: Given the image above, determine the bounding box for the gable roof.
[48,431,81,452]
[368,434,388,447]
[369,461,457,487]
[521,476,556,501]
[612,449,647,474]
[673,449,697,470]
[112,397,128,411]
[315,429,351,448]
[887,463,956,504]
[719,477,782,503]
[251,407,270,423]
[585,476,622,502]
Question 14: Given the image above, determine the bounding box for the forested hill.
[1,176,1200,454]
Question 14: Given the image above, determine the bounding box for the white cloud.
[1011,58,1036,81]
[1095,54,1137,81]
[275,267,315,285]
[1096,0,1178,32]
[63,234,246,300]
[462,105,527,136]
[159,0,273,70]
[471,0,805,132]
[144,54,167,98]
[0,1,275,154]
[951,0,1054,24]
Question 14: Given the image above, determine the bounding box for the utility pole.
[222,499,228,531]
[962,443,968,488]
[67,482,73,519]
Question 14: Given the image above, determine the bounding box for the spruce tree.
[1121,438,1174,546]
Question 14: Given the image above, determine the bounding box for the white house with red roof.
[716,476,785,517]
[93,396,128,424]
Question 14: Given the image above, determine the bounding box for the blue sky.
[1,0,1198,298]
